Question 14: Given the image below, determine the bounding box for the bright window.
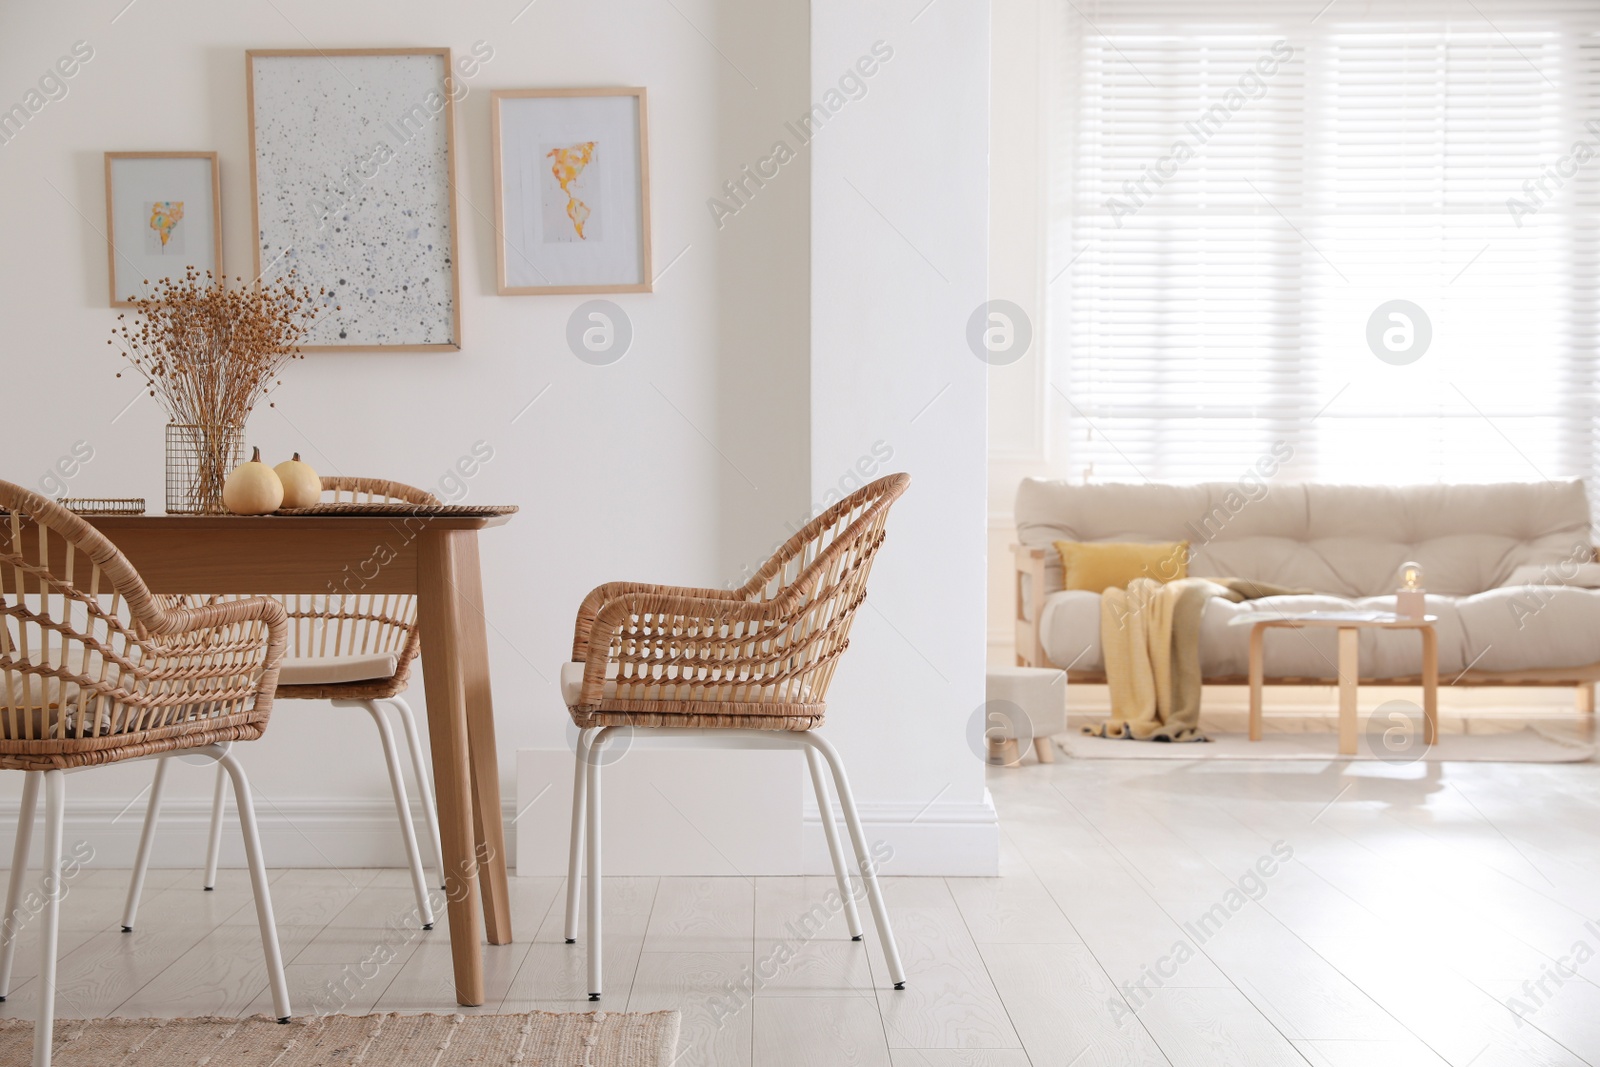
[1051,1,1600,483]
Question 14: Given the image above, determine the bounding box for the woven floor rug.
[0,1010,681,1066]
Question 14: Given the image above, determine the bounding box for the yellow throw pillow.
[1053,540,1189,593]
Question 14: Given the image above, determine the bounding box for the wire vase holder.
[166,422,243,515]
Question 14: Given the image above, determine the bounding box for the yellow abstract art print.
[103,152,221,307]
[491,88,651,294]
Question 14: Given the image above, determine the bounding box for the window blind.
[1049,0,1600,485]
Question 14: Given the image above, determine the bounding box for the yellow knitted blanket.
[1089,577,1306,742]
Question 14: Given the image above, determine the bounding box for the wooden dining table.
[80,510,515,1007]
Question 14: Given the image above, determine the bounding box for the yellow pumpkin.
[274,452,322,509]
[222,447,284,515]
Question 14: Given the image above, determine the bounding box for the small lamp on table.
[1396,560,1426,618]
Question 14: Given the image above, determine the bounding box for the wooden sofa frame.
[1011,544,1600,712]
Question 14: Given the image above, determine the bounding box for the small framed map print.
[491,88,652,295]
[103,152,221,307]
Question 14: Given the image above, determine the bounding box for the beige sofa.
[1012,479,1600,707]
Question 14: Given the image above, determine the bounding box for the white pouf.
[985,666,1067,765]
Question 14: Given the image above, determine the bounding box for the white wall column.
[808,0,997,875]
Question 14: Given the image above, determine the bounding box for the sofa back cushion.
[1015,479,1594,598]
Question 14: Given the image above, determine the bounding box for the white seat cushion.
[561,661,608,706]
[2,631,81,714]
[14,652,400,700]
[277,652,399,686]
[1039,587,1600,679]
[1044,591,1462,678]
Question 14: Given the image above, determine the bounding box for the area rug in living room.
[1059,726,1594,762]
[0,1010,681,1066]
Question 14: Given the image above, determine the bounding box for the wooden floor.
[4,752,1600,1065]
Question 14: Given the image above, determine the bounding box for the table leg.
[1420,625,1438,745]
[453,533,513,946]
[1337,627,1359,756]
[417,531,485,1006]
[1248,624,1266,741]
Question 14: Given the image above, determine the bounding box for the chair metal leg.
[34,770,65,1067]
[800,734,906,989]
[361,701,435,929]
[0,771,40,999]
[389,697,446,892]
[563,728,593,944]
[213,745,291,1022]
[203,763,227,891]
[122,757,170,931]
[585,727,613,1001]
[805,745,863,940]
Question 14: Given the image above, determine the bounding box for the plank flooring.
[4,754,1600,1064]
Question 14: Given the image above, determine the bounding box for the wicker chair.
[121,477,446,932]
[563,472,911,1000]
[0,481,292,1067]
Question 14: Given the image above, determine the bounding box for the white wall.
[987,0,1050,665]
[0,0,811,867]
[809,0,997,874]
[523,0,1001,878]
[0,0,997,876]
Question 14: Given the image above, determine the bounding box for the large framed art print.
[246,48,463,350]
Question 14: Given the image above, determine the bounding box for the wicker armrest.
[574,590,780,707]
[1,482,293,756]
[131,595,291,725]
[571,580,743,662]
[163,594,288,696]
[158,595,289,646]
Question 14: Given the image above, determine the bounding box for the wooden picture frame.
[246,48,463,351]
[490,87,652,295]
[103,151,222,308]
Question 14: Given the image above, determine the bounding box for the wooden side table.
[1247,612,1438,756]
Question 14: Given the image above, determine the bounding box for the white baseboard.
[0,797,518,872]
[802,793,999,876]
[0,766,1002,877]
[516,747,805,876]
[516,749,999,877]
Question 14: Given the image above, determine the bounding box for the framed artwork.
[490,88,652,295]
[103,152,222,308]
[246,48,462,351]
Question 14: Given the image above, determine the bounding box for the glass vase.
[165,423,243,515]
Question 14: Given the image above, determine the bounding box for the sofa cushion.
[1037,588,1600,680]
[1017,479,1593,599]
[1453,586,1600,672]
[1053,540,1188,593]
[1501,562,1600,588]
